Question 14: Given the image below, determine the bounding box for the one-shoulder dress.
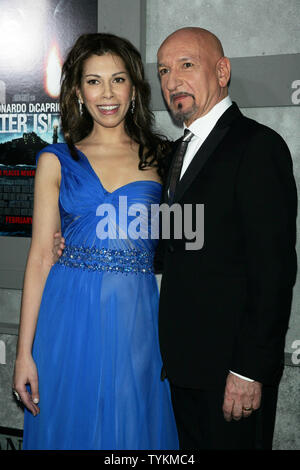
[22,143,178,450]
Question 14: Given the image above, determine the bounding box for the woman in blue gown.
[13,33,178,450]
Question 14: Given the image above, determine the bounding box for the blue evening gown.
[22,143,178,450]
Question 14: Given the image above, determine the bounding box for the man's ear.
[216,57,231,88]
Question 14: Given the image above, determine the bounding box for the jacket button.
[168,244,175,253]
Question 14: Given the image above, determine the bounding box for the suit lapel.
[173,125,230,203]
[172,103,242,203]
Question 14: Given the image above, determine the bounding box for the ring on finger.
[12,389,21,402]
[242,406,252,411]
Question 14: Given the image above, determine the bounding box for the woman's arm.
[13,152,61,415]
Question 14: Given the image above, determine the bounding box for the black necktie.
[168,129,194,204]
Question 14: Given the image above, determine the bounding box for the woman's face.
[78,53,135,130]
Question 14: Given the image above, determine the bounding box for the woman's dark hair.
[60,33,170,179]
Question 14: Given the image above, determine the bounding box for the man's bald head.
[158,27,224,61]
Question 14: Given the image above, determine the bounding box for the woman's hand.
[13,355,40,416]
[52,231,65,264]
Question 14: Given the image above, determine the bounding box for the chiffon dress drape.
[22,143,178,450]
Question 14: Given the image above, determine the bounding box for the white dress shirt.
[180,95,232,179]
[181,95,254,383]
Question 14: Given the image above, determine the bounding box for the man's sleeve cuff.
[229,370,254,382]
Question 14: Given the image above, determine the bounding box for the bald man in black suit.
[156,27,297,450]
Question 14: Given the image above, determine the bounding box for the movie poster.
[0,0,98,237]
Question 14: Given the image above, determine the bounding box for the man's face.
[157,32,225,126]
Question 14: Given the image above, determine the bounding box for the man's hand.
[52,231,65,264]
[223,372,262,422]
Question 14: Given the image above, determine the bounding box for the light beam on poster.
[0,4,46,70]
[45,43,63,98]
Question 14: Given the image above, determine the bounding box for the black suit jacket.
[157,103,297,389]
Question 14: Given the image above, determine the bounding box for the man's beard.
[171,101,198,124]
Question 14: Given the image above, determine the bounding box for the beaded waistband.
[56,245,154,274]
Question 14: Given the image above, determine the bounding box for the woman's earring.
[78,99,83,116]
[130,99,135,114]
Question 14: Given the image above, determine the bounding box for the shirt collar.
[185,95,232,140]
